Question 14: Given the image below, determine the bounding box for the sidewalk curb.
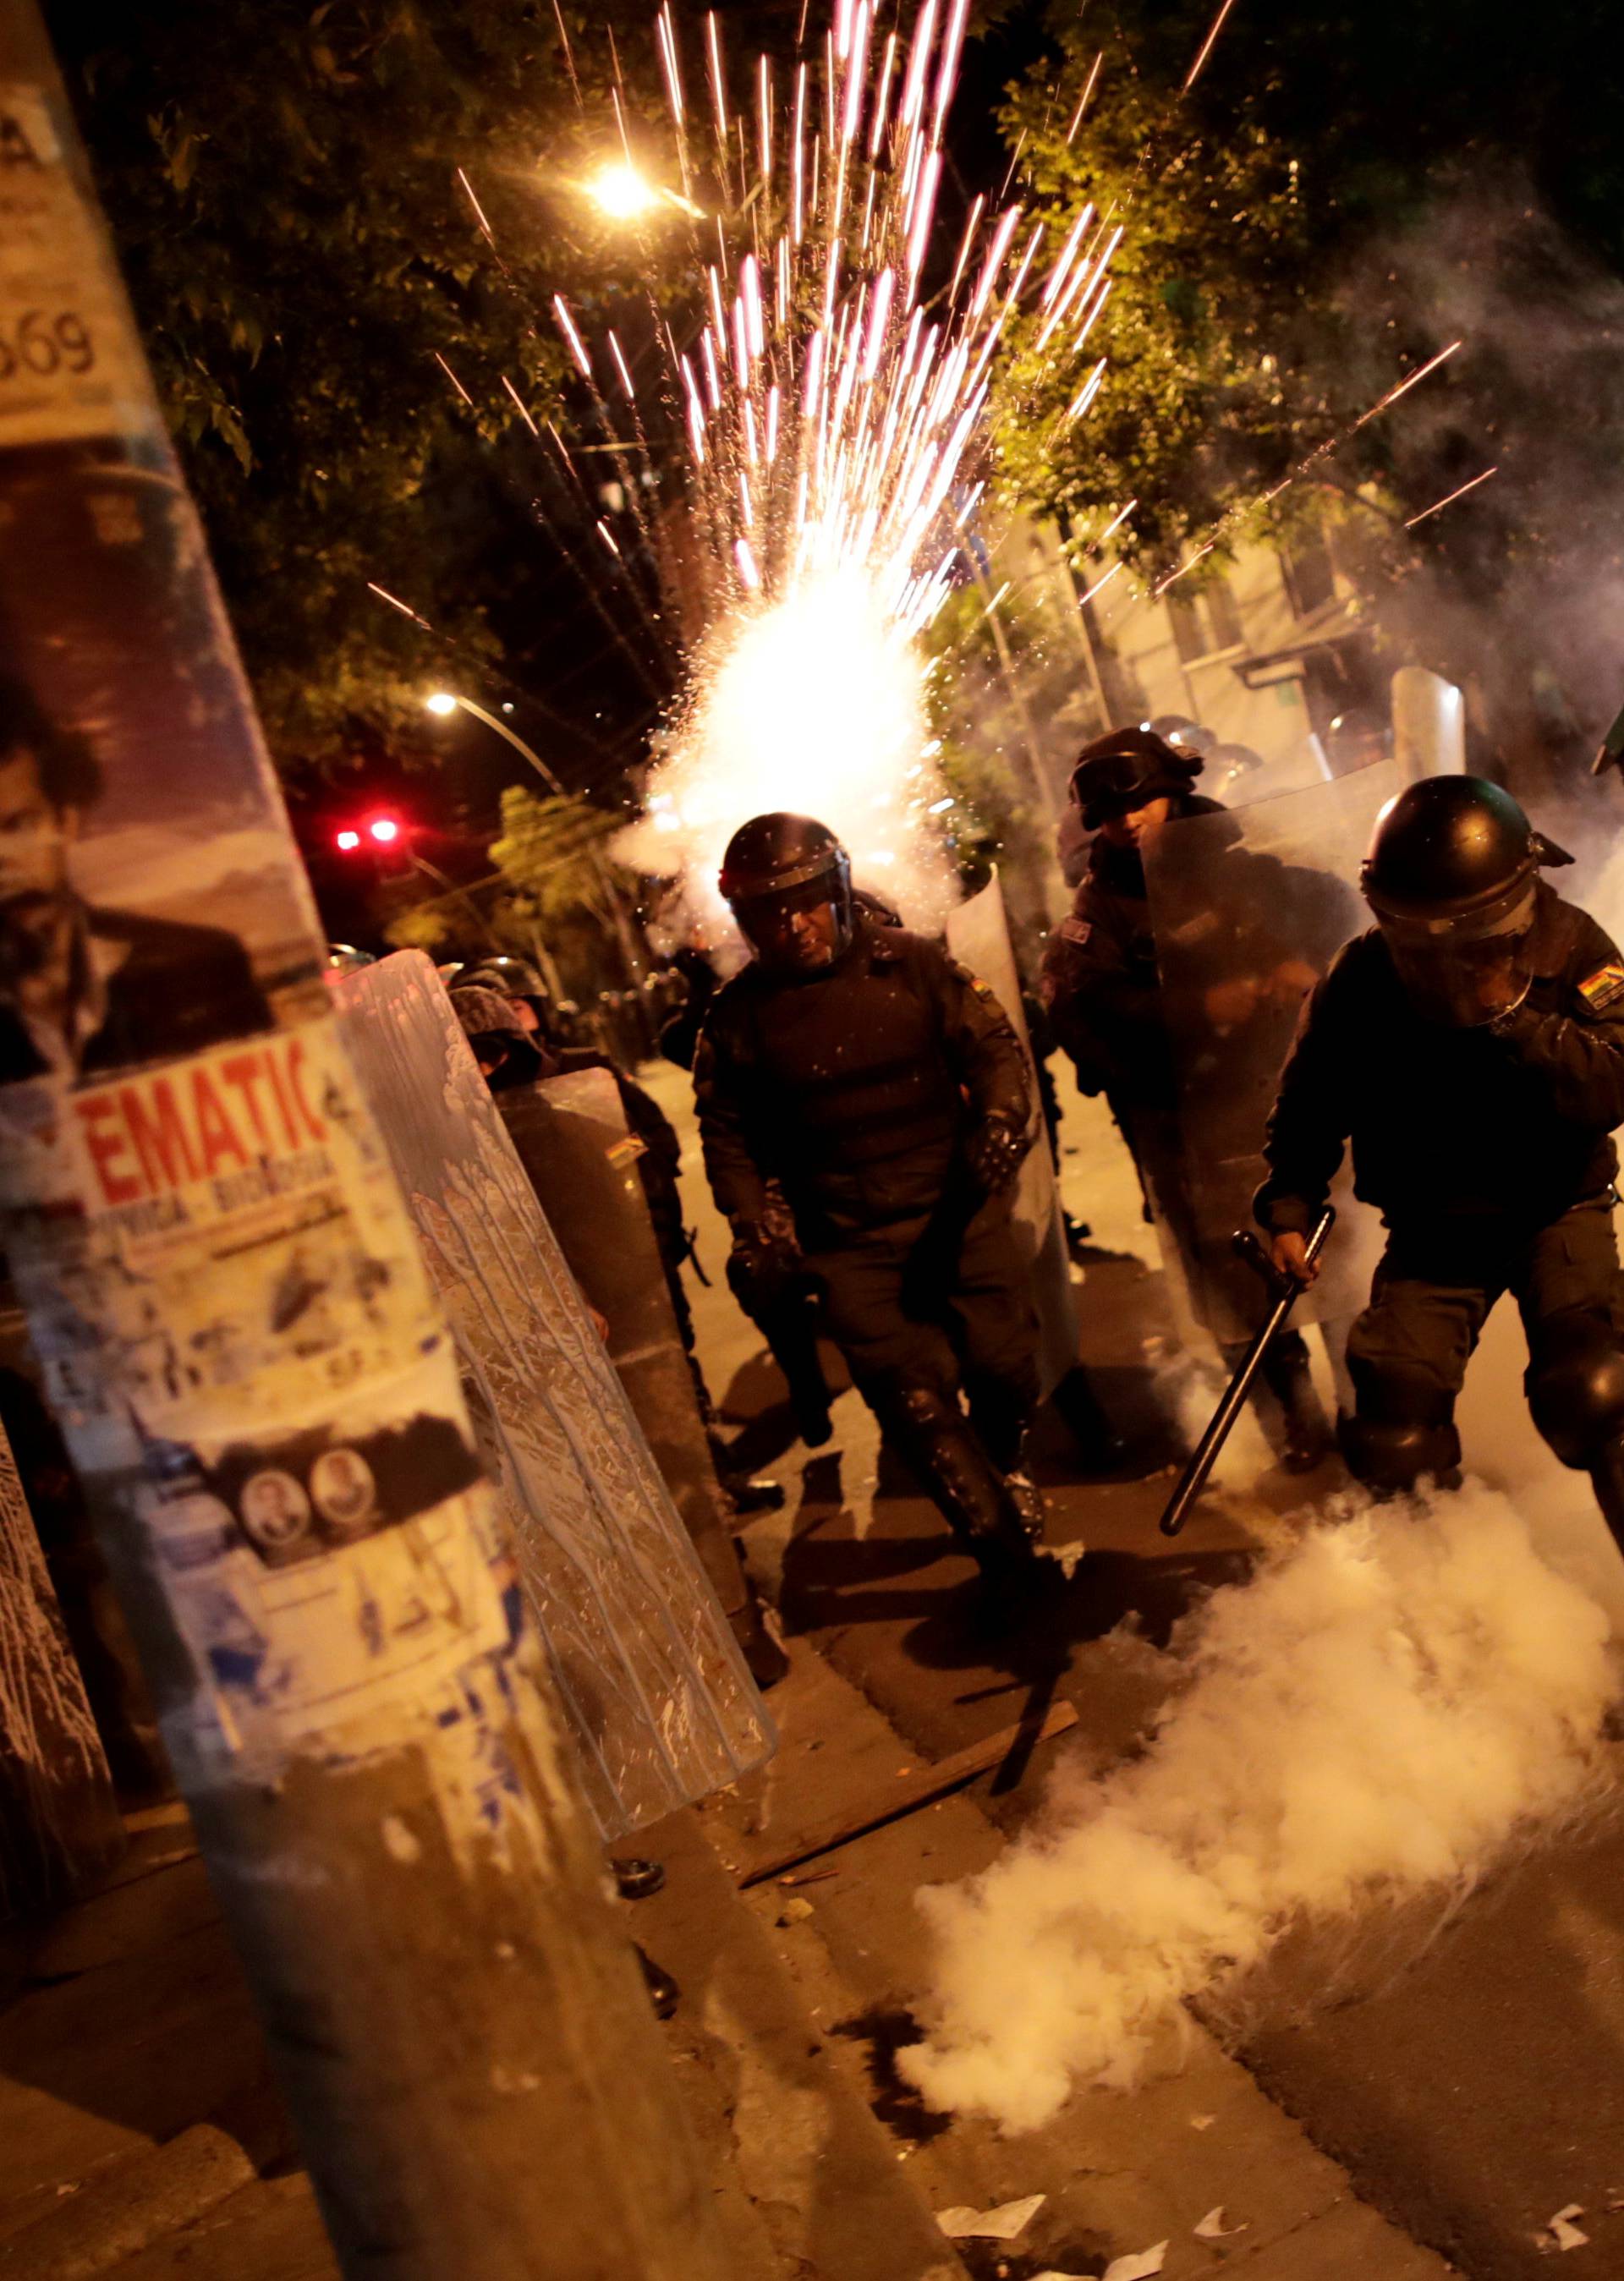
[0,2124,254,2281]
[635,1807,968,2281]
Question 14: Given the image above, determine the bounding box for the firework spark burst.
[515,2,1125,921]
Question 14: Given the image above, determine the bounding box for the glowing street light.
[422,690,566,797]
[421,689,641,981]
[586,162,661,222]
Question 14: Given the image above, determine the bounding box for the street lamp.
[578,164,702,224]
[586,162,661,222]
[423,691,645,986]
[423,690,566,796]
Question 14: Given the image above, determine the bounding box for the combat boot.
[887,1383,1044,1607]
[1250,1332,1333,1473]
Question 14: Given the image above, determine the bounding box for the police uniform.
[1040,780,1333,1465]
[698,809,1073,1595]
[695,917,1040,1453]
[1039,792,1227,1103]
[1258,878,1624,1504]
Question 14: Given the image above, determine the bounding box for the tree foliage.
[489,785,634,925]
[990,0,1624,761]
[47,2,786,776]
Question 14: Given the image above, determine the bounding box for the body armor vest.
[725,927,967,1226]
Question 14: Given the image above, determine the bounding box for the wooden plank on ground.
[734,1699,1078,1887]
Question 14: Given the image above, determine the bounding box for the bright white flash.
[622,568,953,934]
[587,163,661,221]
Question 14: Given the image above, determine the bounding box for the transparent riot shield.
[0,1410,123,1913]
[1392,666,1466,781]
[1142,765,1399,1346]
[497,1067,746,1626]
[331,952,771,1840]
[944,876,1079,1395]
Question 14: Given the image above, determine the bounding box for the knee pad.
[882,1379,957,1435]
[1339,1412,1462,1494]
[1527,1315,1624,1471]
[1340,1363,1460,1494]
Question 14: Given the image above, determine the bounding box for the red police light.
[335,828,361,851]
[369,816,400,845]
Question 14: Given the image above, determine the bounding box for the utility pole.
[0,9,730,2275]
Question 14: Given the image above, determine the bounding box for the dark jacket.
[694,919,1030,1242]
[1256,882,1624,1233]
[659,947,722,1072]
[0,904,272,1086]
[1037,795,1224,1110]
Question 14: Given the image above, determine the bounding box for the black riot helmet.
[463,954,549,1001]
[1069,725,1204,831]
[1361,776,1572,1027]
[1148,713,1218,760]
[447,984,547,1088]
[718,812,856,973]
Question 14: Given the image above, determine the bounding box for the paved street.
[649,1045,1624,2281]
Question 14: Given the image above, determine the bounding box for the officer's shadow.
[775,1444,980,1635]
[776,1429,1253,1681]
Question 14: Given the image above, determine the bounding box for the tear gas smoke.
[1330,179,1624,771]
[619,567,954,931]
[902,1488,1616,2134]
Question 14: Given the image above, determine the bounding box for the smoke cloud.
[902,1486,1616,2134]
[1328,174,1624,779]
[620,566,956,937]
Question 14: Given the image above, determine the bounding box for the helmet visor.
[732,874,854,973]
[1379,887,1537,1027]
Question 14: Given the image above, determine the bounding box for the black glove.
[965,1114,1029,1194]
[729,1221,812,1307]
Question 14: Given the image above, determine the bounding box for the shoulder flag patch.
[1577,962,1624,1013]
[1059,915,1092,947]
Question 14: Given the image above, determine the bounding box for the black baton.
[1159,1206,1336,1538]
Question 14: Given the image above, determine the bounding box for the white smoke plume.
[902,1486,1616,2134]
[619,566,957,938]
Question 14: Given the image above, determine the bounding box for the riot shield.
[1142,765,1399,1346]
[497,1068,743,1623]
[331,953,771,1840]
[944,876,1079,1395]
[0,1408,123,1913]
[1392,666,1466,781]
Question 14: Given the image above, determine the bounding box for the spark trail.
[524,3,1126,921]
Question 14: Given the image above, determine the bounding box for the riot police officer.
[1040,725,1335,1468]
[694,813,1048,1599]
[1258,776,1624,1538]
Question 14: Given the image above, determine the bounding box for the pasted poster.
[0,80,155,453]
[0,466,328,1080]
[0,73,528,1818]
[0,1018,513,1781]
[3,68,324,1073]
